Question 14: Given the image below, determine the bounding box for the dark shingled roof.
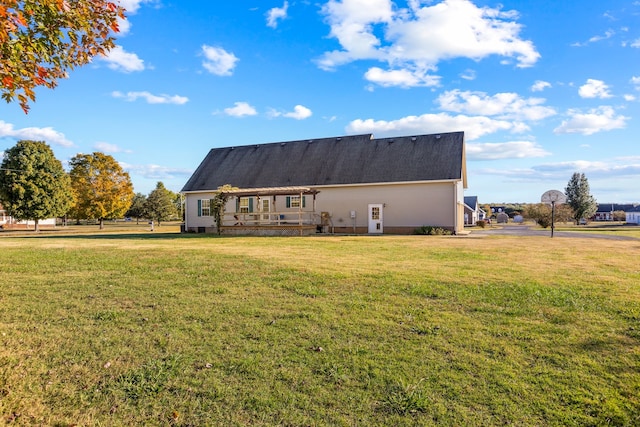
[464,196,478,209]
[181,132,465,192]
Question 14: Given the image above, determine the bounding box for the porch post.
[256,195,261,225]
[298,191,303,225]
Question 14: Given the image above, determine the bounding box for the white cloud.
[436,90,556,121]
[117,18,132,35]
[284,105,313,120]
[632,76,640,89]
[201,45,239,76]
[466,140,551,160]
[118,0,153,14]
[121,162,193,180]
[111,91,189,104]
[631,38,640,48]
[364,67,440,87]
[346,112,527,141]
[624,94,636,101]
[116,0,154,35]
[578,79,613,99]
[531,80,551,92]
[223,102,257,117]
[460,69,476,81]
[318,0,539,87]
[268,105,313,120]
[0,120,73,147]
[533,159,640,178]
[101,45,145,72]
[94,142,132,153]
[266,1,288,28]
[588,29,615,43]
[554,106,628,135]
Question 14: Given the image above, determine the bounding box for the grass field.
[1,228,639,426]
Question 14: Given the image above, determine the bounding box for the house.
[181,132,467,235]
[0,203,7,226]
[0,202,57,229]
[593,203,635,221]
[463,196,485,225]
[625,205,640,224]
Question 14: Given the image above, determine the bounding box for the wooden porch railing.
[223,211,319,227]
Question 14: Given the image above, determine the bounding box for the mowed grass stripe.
[1,234,639,425]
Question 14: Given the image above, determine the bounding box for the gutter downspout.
[453,182,459,235]
[182,193,187,232]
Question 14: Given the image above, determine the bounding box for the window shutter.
[210,199,215,217]
[302,196,306,208]
[197,199,202,217]
[249,198,254,212]
[286,196,291,208]
[236,197,239,212]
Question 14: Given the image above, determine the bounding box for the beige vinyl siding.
[310,181,456,230]
[183,180,461,234]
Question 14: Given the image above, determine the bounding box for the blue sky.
[1,0,639,204]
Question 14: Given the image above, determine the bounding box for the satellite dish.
[541,190,567,205]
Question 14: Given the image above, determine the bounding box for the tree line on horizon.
[480,174,599,228]
[0,140,179,231]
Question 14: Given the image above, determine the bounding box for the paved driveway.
[469,225,638,240]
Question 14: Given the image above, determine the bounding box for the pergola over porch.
[219,186,322,236]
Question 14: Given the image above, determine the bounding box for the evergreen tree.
[0,140,73,231]
[144,182,177,226]
[68,152,134,229]
[126,193,147,224]
[565,172,597,225]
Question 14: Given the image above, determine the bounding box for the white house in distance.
[0,202,57,229]
[463,196,485,225]
[626,205,640,224]
[181,132,468,235]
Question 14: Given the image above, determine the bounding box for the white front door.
[261,198,271,221]
[368,204,383,234]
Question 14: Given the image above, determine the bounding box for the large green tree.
[1,0,125,113]
[0,140,73,231]
[125,192,147,224]
[144,182,177,226]
[565,172,598,225]
[68,152,134,229]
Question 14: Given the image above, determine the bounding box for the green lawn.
[554,223,640,238]
[1,231,639,425]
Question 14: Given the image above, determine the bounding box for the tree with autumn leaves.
[0,0,125,113]
[68,152,134,229]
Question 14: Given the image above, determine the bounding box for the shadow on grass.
[0,231,225,240]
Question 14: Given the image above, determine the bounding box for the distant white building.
[0,203,56,228]
[626,205,640,225]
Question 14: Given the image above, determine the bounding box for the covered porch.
[219,186,324,236]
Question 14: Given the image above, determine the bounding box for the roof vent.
[281,143,286,146]
[231,147,235,150]
[336,137,342,141]
[308,139,313,143]
[435,135,441,139]
[388,139,394,143]
[411,136,417,141]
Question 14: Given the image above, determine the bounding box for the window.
[239,197,250,213]
[286,196,306,208]
[199,199,211,216]
[371,206,380,220]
